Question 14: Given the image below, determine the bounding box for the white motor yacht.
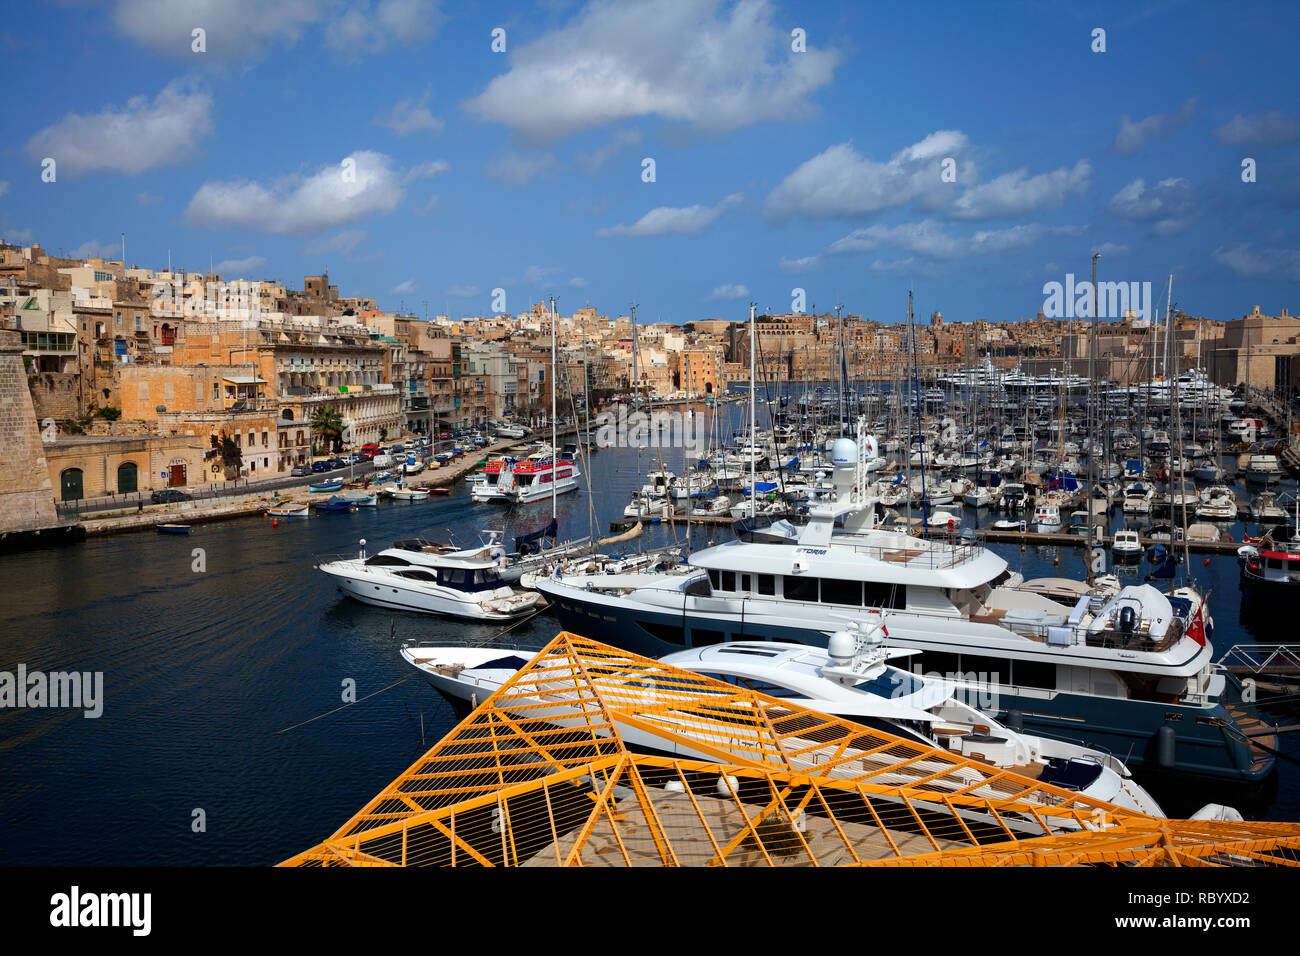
[400,618,1167,818]
[318,538,540,620]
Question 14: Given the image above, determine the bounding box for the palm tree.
[311,404,345,454]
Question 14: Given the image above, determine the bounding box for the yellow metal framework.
[282,632,1300,867]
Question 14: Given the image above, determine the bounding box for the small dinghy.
[155,523,192,535]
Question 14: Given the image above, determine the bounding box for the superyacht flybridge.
[537,423,1274,786]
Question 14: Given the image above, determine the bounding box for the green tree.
[212,432,243,478]
[311,404,345,453]
[378,426,389,444]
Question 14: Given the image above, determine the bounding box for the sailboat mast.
[749,302,757,520]
[1086,253,1099,580]
[550,296,558,520]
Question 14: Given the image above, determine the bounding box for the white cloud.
[213,255,268,275]
[945,160,1092,220]
[1111,97,1197,155]
[445,284,482,297]
[1212,111,1300,146]
[185,151,407,235]
[464,0,839,142]
[778,255,821,274]
[486,152,559,185]
[403,159,450,183]
[869,257,943,278]
[569,277,590,288]
[3,228,35,244]
[1212,244,1300,281]
[136,191,163,206]
[325,0,439,54]
[706,283,749,301]
[765,134,971,222]
[827,220,1083,260]
[520,265,562,284]
[113,0,438,60]
[390,279,417,295]
[0,181,9,198]
[375,92,444,136]
[70,239,122,259]
[575,129,643,173]
[1108,177,1194,234]
[25,79,212,176]
[596,192,742,237]
[1090,242,1132,257]
[305,230,367,255]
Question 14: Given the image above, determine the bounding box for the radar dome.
[827,625,857,663]
[830,438,857,467]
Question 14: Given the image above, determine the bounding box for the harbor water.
[1,415,1297,864]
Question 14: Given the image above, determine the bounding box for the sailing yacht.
[535,424,1274,786]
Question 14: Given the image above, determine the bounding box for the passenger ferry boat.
[535,426,1274,786]
[508,454,580,504]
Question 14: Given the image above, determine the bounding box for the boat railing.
[1216,643,1300,673]
[991,614,1182,653]
[831,534,987,569]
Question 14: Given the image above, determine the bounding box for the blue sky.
[2,0,1298,325]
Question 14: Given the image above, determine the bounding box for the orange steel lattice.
[281,633,1300,867]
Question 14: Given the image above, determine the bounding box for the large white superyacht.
[537,423,1274,786]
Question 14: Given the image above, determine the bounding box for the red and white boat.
[508,454,580,504]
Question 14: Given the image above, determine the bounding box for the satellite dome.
[827,624,857,662]
[830,438,857,466]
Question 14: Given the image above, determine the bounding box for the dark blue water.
[1,419,1295,864]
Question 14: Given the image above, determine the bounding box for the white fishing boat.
[383,484,430,501]
[1033,502,1062,534]
[267,503,309,518]
[1111,528,1143,563]
[1252,491,1287,524]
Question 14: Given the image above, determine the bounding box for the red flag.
[1186,603,1205,646]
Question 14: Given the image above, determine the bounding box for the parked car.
[311,461,330,473]
[326,458,347,469]
[291,465,310,477]
[150,488,192,504]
